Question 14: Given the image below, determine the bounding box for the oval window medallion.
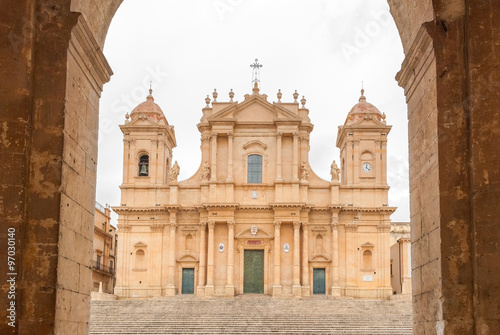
[218,243,224,252]
[250,225,258,235]
[284,243,290,253]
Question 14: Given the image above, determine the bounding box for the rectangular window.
[247,154,262,183]
[96,255,101,266]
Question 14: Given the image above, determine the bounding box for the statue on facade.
[330,160,340,182]
[201,161,211,181]
[301,161,310,180]
[169,161,180,182]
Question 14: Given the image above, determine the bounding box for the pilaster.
[272,220,282,297]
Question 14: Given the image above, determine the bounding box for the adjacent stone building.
[390,222,411,296]
[114,83,396,299]
[92,201,117,294]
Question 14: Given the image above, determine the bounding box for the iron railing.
[92,260,115,275]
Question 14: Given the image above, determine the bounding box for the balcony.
[92,260,115,275]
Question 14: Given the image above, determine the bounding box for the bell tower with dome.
[337,90,391,195]
[119,89,177,192]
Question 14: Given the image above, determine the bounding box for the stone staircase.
[90,295,413,334]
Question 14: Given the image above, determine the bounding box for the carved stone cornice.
[396,25,434,99]
[69,15,112,93]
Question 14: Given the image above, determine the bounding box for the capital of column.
[150,223,164,233]
[273,220,281,229]
[377,224,391,233]
[345,223,358,233]
[199,220,207,228]
[353,140,360,146]
[331,221,339,231]
[208,220,216,229]
[211,133,218,140]
[227,220,235,228]
[276,132,283,138]
[293,221,301,229]
[302,223,309,232]
[168,221,177,230]
[201,134,211,143]
[227,133,234,139]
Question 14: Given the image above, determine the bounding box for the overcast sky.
[96,0,410,224]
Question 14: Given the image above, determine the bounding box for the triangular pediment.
[209,94,301,123]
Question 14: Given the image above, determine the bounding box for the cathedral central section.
[114,83,395,299]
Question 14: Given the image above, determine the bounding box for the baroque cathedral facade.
[114,82,395,299]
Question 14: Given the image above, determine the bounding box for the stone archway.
[1,1,499,334]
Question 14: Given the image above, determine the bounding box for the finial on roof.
[229,89,234,102]
[213,89,218,102]
[359,81,366,102]
[277,89,282,102]
[252,81,260,94]
[293,90,299,103]
[125,113,130,120]
[301,96,306,108]
[205,95,211,108]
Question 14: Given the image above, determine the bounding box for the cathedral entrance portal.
[313,269,326,295]
[243,250,265,294]
[182,268,195,294]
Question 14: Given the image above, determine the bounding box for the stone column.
[301,223,310,296]
[345,223,358,290]
[210,133,217,181]
[293,221,302,296]
[331,215,340,296]
[276,132,282,180]
[165,215,177,296]
[227,133,234,182]
[197,221,207,296]
[205,220,215,296]
[273,220,282,297]
[292,132,299,180]
[377,222,392,298]
[398,238,412,294]
[225,220,235,296]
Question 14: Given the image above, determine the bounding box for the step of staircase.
[90,296,413,334]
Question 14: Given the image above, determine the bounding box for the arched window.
[138,154,149,176]
[363,250,372,269]
[135,249,146,269]
[247,154,262,183]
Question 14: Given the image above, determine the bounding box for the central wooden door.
[243,250,264,294]
[182,268,195,294]
[313,268,326,295]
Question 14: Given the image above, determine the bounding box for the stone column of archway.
[390,0,500,334]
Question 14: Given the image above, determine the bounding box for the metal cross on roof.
[250,58,263,83]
